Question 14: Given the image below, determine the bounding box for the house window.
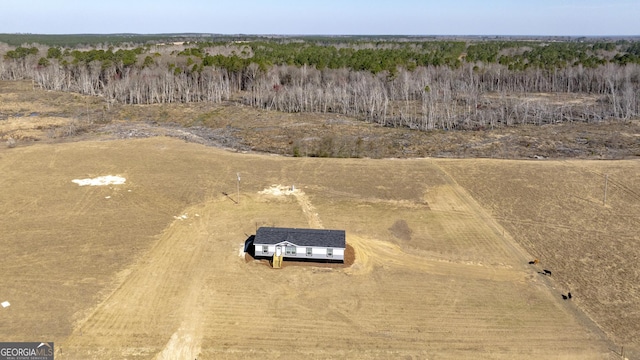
[262,245,268,254]
[285,246,296,256]
[306,247,312,256]
[327,248,333,257]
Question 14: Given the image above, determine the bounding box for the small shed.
[254,227,345,263]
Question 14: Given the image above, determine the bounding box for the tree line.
[1,38,639,131]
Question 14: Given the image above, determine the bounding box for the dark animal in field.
[543,269,552,276]
[562,294,568,300]
[568,292,572,299]
[528,259,539,265]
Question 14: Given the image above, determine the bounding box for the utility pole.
[236,173,241,205]
[603,174,609,206]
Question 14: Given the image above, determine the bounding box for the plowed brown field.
[0,137,637,359]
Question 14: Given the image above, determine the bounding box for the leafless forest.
[1,37,639,131]
[242,63,640,129]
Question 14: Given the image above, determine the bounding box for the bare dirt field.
[1,79,638,359]
[438,159,640,355]
[1,136,638,359]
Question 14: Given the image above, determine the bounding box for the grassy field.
[1,136,638,359]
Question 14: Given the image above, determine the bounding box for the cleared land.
[1,136,638,359]
[1,80,639,160]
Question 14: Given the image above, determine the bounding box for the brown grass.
[439,159,640,349]
[1,79,639,358]
[2,137,637,359]
[1,80,638,160]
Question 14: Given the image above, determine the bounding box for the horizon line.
[1,32,639,38]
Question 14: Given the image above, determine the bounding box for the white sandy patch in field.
[238,243,245,257]
[155,323,201,360]
[259,185,322,228]
[258,184,298,196]
[72,175,126,186]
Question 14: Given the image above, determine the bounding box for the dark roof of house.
[255,227,345,248]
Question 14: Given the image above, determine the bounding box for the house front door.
[275,245,282,257]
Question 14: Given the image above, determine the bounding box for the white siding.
[255,244,275,256]
[254,243,344,261]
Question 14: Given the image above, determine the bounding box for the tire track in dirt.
[431,163,533,268]
[155,256,207,354]
[562,161,640,203]
[257,184,524,281]
[259,185,323,228]
[59,204,212,359]
[345,234,522,281]
[254,184,514,281]
[435,160,621,355]
[254,184,508,282]
[423,182,519,267]
[66,186,99,219]
[292,188,323,229]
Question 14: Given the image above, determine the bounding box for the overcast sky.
[2,0,638,36]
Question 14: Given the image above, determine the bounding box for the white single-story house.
[254,227,346,262]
